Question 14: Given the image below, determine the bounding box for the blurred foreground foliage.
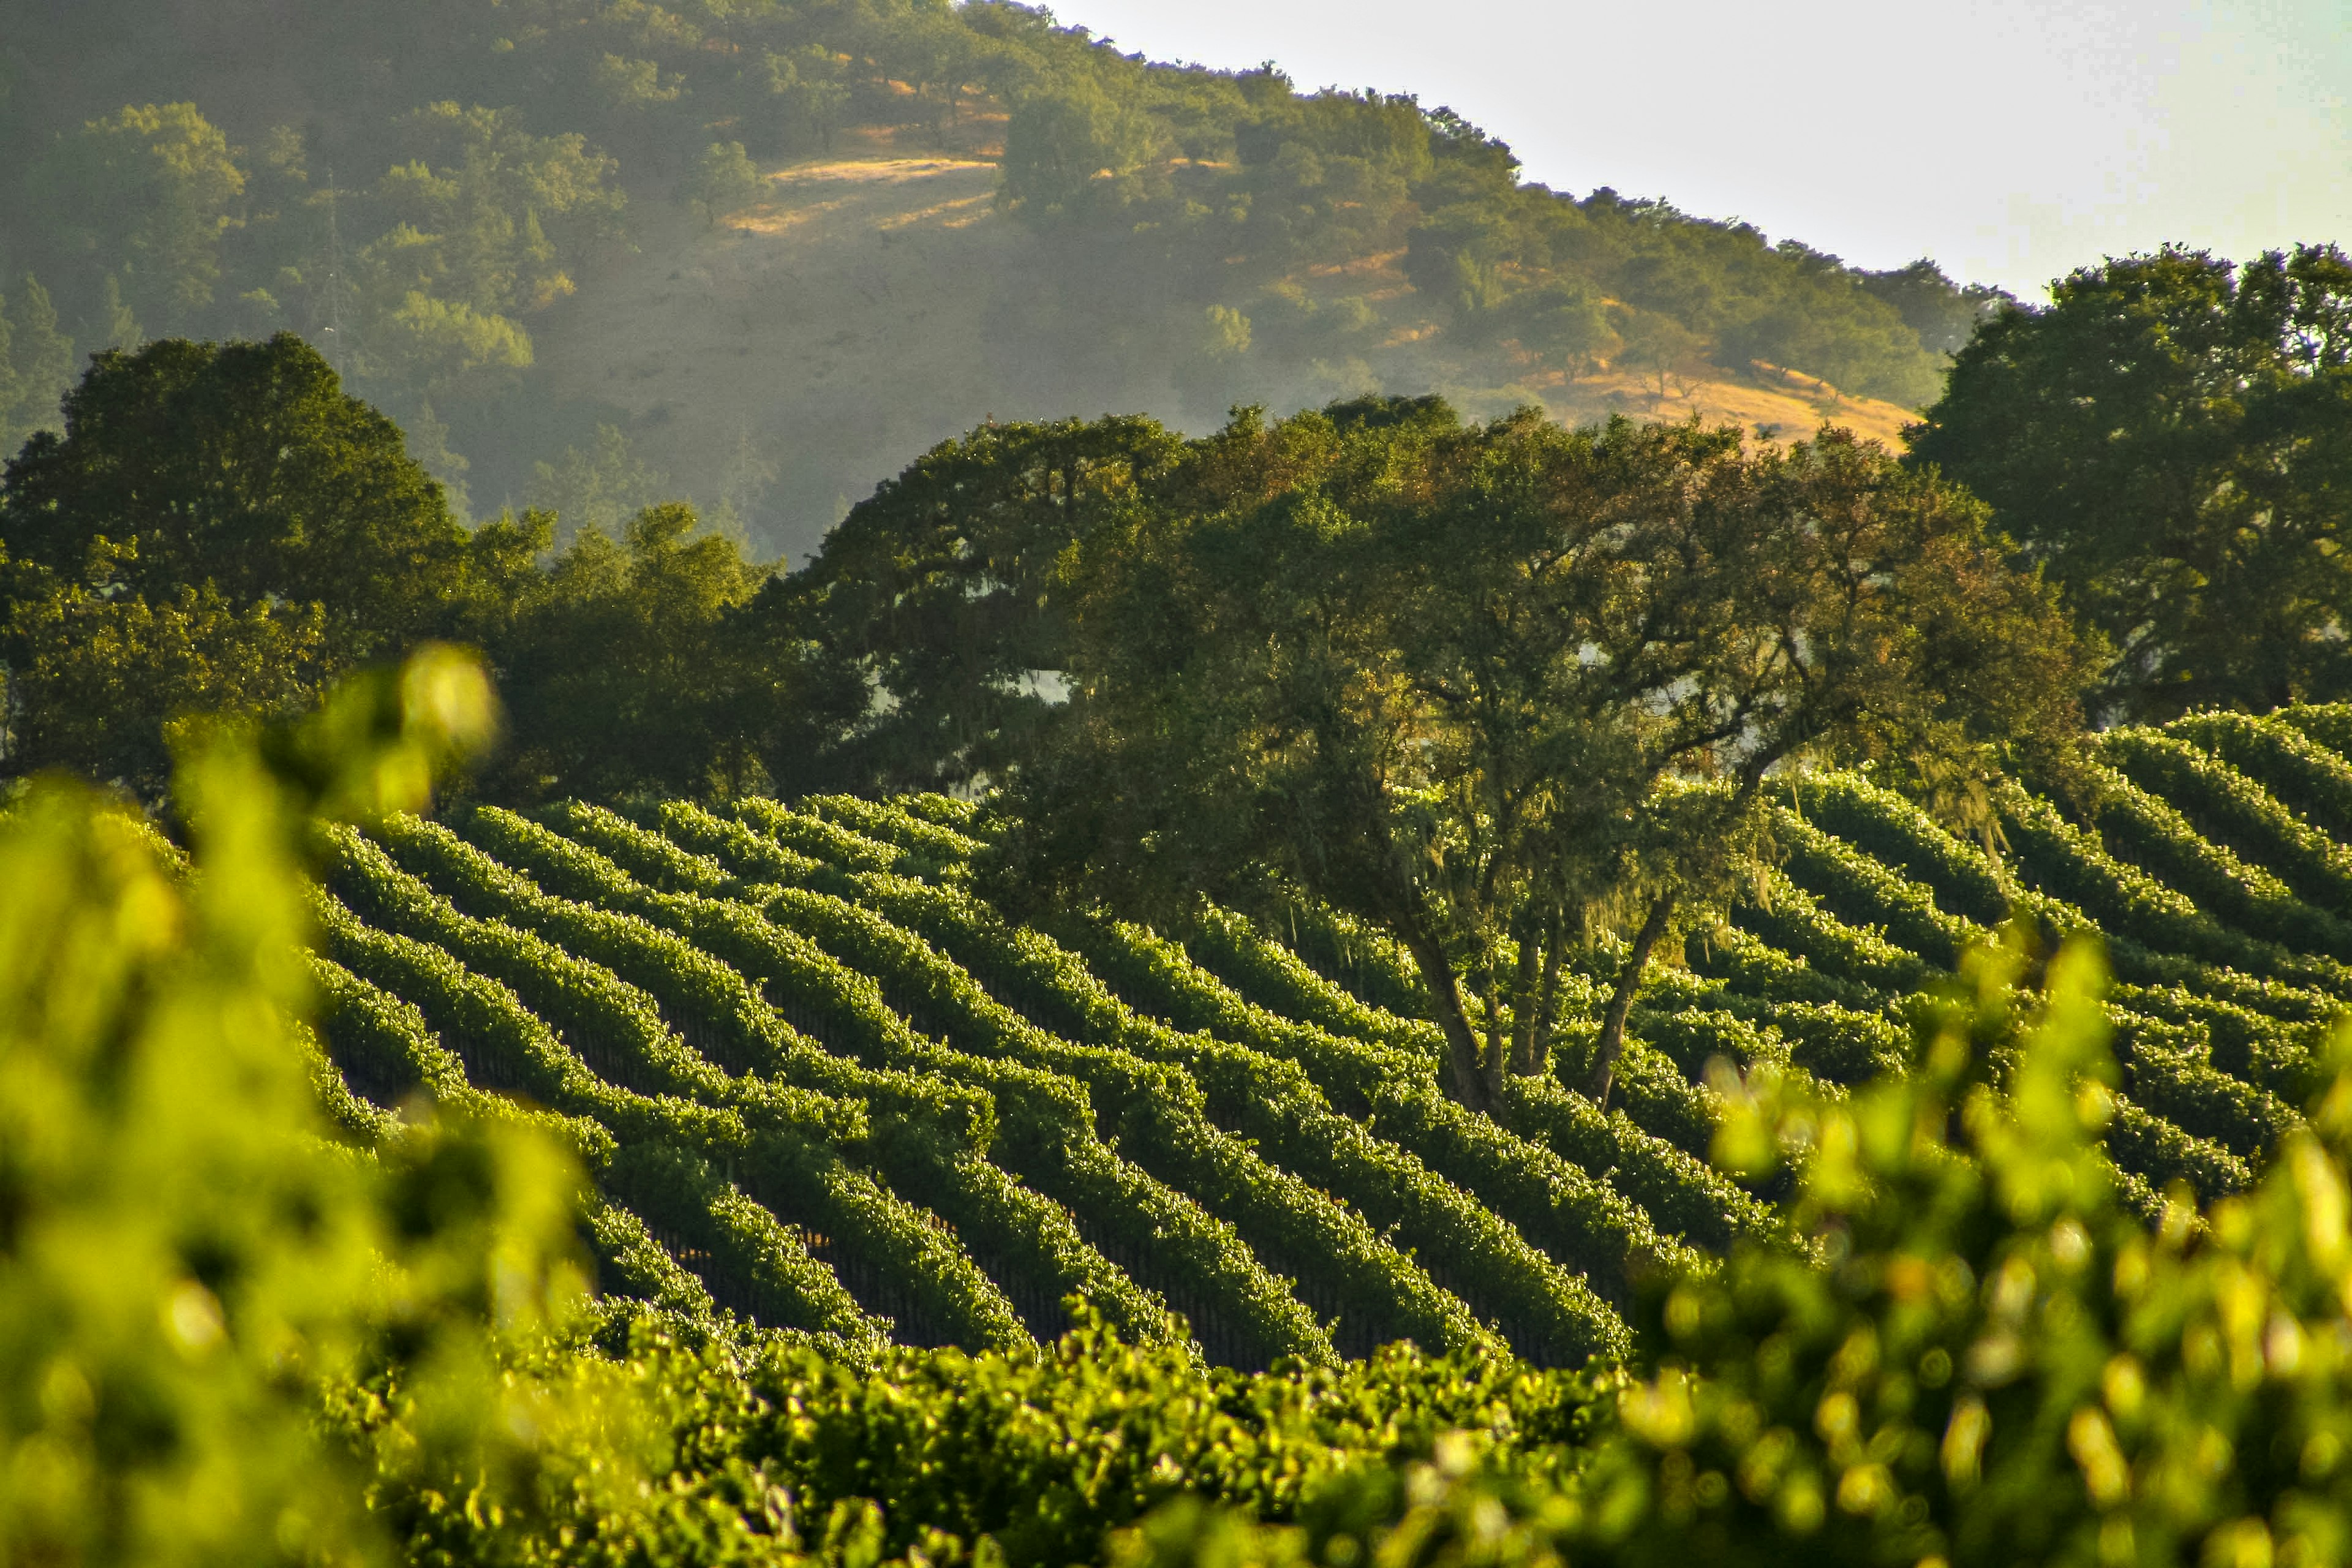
[0,644,1608,1567]
[0,646,762,1566]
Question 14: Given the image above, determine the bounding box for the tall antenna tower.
[322,165,349,379]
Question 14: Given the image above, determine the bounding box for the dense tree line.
[0,335,839,804]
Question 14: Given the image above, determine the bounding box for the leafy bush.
[0,650,628,1566]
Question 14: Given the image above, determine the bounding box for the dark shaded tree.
[2,334,521,663]
[1909,244,2352,721]
[0,334,532,793]
[486,501,809,804]
[784,413,1186,791]
[1004,398,2084,1112]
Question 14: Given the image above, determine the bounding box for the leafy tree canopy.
[0,334,544,793]
[1909,244,2352,723]
[1,333,511,658]
[993,398,2087,1111]
[487,499,815,805]
[786,413,1187,791]
[0,335,805,805]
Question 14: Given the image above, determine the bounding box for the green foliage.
[2,582,331,794]
[763,45,854,153]
[1001,68,1170,225]
[0,336,534,793]
[2167,710,2352,861]
[688,140,767,226]
[35,102,244,334]
[0,342,843,807]
[1576,940,2352,1567]
[1,335,492,655]
[785,413,1185,791]
[296,753,2341,1389]
[0,647,610,1567]
[21,390,2352,1567]
[1910,244,2352,721]
[0,275,74,455]
[527,421,676,545]
[347,103,624,398]
[680,1319,1605,1568]
[1115,941,2352,1568]
[14,664,2352,1567]
[490,501,785,803]
[382,796,1304,1365]
[1008,399,2082,1114]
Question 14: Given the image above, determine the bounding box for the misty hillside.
[0,0,1999,560]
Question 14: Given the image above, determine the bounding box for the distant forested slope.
[0,0,1999,557]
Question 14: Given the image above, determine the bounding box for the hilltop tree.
[687,140,765,227]
[1858,256,2011,356]
[0,276,75,458]
[1909,244,2352,720]
[34,102,244,334]
[763,45,854,154]
[1009,399,2083,1112]
[1000,69,1169,225]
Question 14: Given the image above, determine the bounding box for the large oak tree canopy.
[1003,399,2086,1111]
[1,333,518,664]
[0,334,540,791]
[1908,244,2352,723]
[785,415,1185,792]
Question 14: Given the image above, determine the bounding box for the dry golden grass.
[1548,365,1919,450]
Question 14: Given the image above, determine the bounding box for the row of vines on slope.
[302,706,2352,1366]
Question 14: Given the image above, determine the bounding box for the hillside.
[550,129,1920,557]
[0,0,1992,561]
[307,706,2352,1368]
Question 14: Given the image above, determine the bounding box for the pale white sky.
[1055,0,2352,300]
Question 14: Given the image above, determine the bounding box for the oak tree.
[1909,244,2352,720]
[0,334,531,792]
[1012,399,2082,1112]
[785,414,1185,791]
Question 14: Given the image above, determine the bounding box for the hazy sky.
[1056,0,2352,300]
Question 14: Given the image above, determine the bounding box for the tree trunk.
[1588,889,1677,1108]
[1479,958,1508,1105]
[1507,911,1545,1076]
[1517,908,1568,1076]
[1398,925,1498,1115]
